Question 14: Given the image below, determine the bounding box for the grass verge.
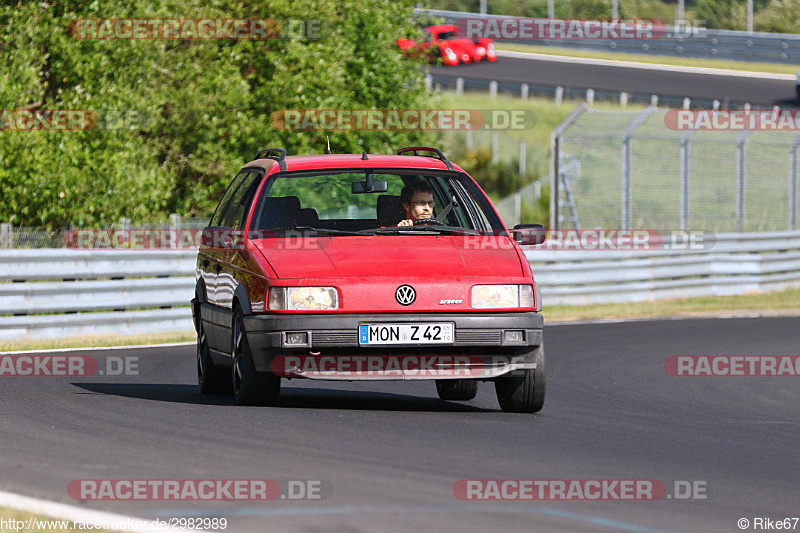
[498,43,799,75]
[544,287,800,322]
[0,331,195,353]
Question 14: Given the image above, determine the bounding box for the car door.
[201,170,252,352]
[215,170,261,311]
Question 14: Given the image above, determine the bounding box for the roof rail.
[255,147,287,171]
[395,146,454,171]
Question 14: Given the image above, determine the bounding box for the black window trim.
[249,167,509,235]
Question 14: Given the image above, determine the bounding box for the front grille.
[311,329,504,347]
[455,330,503,345]
[312,331,359,347]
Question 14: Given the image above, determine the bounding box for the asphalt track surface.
[431,55,799,107]
[2,317,799,532]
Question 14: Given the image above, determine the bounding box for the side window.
[210,171,248,227]
[220,172,260,230]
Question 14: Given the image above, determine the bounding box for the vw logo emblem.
[395,285,416,306]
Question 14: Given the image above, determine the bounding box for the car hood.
[253,235,523,279]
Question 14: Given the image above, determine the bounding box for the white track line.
[1,342,194,356]
[497,49,797,81]
[0,489,208,533]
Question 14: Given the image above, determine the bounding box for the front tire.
[232,310,280,406]
[435,379,478,401]
[495,344,545,413]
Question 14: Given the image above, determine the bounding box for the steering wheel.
[413,218,439,226]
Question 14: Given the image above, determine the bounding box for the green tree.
[0,0,434,227]
[754,0,800,32]
[694,0,747,29]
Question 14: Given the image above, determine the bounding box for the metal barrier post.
[791,135,800,230]
[0,223,11,249]
[170,213,181,249]
[680,134,691,230]
[736,131,752,232]
[620,106,659,229]
[621,137,631,229]
[550,133,559,229]
[549,103,588,230]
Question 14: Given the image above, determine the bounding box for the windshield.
[248,170,506,236]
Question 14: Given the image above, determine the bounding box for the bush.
[447,147,525,197]
[754,0,800,33]
[692,0,747,29]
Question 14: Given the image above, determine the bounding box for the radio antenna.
[326,136,332,154]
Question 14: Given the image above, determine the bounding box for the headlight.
[471,285,534,309]
[268,287,339,311]
[444,47,457,60]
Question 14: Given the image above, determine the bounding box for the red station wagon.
[192,147,547,412]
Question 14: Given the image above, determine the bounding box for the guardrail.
[416,8,800,64]
[2,232,799,341]
[527,231,800,305]
[0,249,197,341]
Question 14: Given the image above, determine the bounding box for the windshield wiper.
[373,224,480,236]
[272,226,367,236]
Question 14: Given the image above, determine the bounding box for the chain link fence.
[551,106,800,232]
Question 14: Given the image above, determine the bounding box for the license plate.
[359,323,454,345]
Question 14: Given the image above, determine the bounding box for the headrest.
[255,196,301,229]
[377,195,405,227]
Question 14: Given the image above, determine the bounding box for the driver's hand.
[397,219,413,227]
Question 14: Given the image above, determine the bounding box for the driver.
[397,181,435,226]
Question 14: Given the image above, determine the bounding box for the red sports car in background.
[397,24,497,66]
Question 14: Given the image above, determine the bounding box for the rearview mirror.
[352,170,388,194]
[351,180,388,193]
[512,224,546,246]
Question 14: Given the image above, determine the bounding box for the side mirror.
[201,227,243,250]
[512,224,546,246]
